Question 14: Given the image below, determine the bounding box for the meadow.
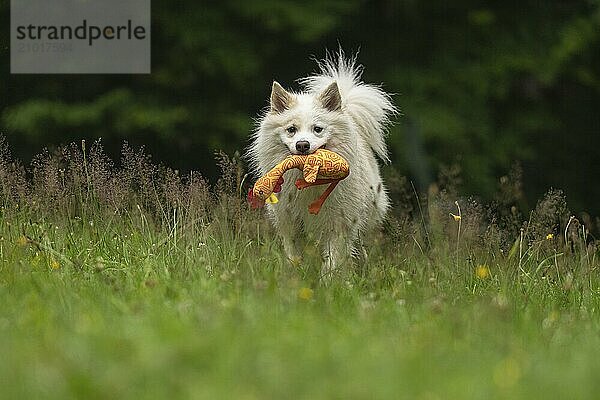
[1,138,599,399]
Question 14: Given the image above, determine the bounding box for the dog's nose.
[295,141,310,153]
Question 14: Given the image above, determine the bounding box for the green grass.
[2,204,600,400]
[1,144,600,399]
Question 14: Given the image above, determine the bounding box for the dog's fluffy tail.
[300,50,398,162]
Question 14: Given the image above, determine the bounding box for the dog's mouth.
[289,143,327,156]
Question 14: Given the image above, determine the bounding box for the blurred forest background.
[1,1,600,214]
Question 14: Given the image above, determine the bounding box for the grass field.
[1,140,600,399]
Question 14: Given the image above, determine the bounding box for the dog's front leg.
[320,232,352,283]
[271,209,302,265]
[281,227,302,266]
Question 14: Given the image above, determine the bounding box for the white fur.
[247,52,397,279]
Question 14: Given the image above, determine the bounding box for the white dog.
[247,52,397,279]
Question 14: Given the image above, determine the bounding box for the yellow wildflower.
[298,287,314,301]
[450,213,461,222]
[476,264,490,279]
[50,260,61,270]
[545,233,554,240]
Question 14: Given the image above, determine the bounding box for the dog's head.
[261,81,345,156]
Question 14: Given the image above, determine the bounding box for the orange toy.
[248,149,350,215]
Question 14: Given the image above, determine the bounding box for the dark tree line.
[1,1,599,213]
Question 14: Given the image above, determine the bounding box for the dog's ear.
[270,81,294,114]
[318,82,342,112]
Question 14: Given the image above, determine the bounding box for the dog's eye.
[314,126,323,133]
[286,126,297,134]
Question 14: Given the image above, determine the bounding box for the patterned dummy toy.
[248,148,350,215]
